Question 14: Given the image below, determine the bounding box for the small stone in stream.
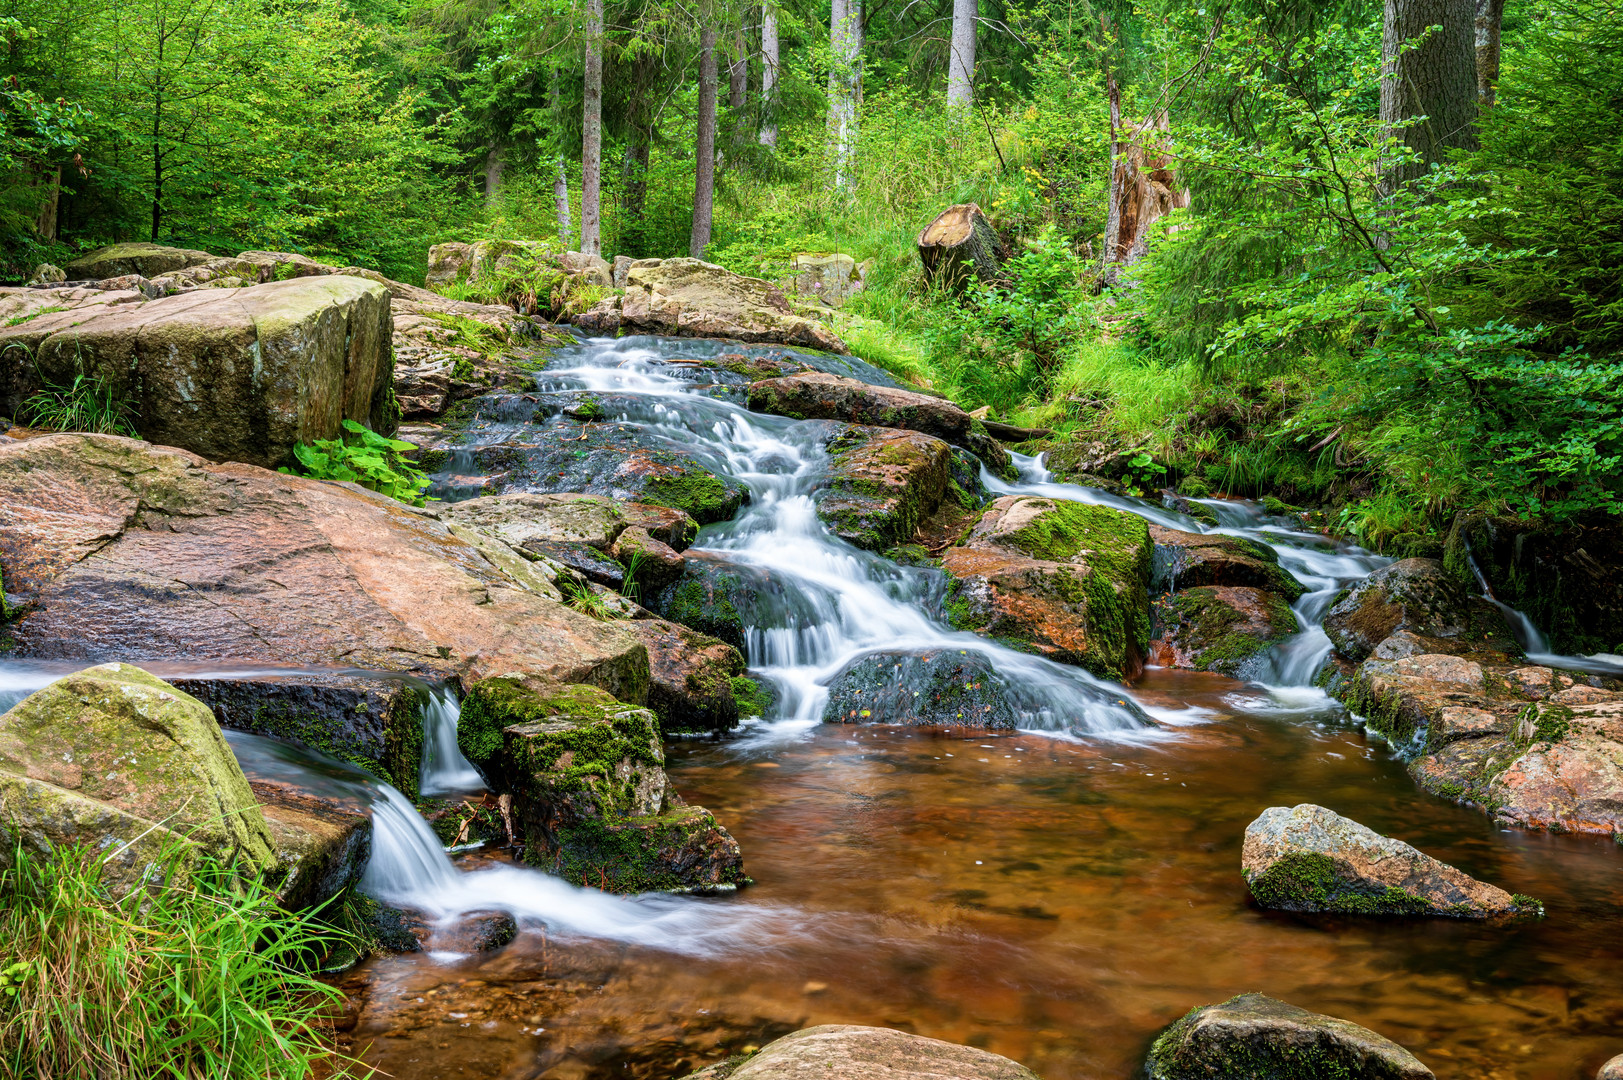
[822,649,1021,729]
[1145,993,1434,1080]
[680,1025,1040,1080]
[521,539,626,588]
[1241,803,1534,918]
[1598,1053,1623,1080]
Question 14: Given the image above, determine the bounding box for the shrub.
[280,418,432,505]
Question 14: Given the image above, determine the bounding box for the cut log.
[917,203,1003,294]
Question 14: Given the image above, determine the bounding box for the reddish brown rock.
[1151,585,1298,676]
[625,618,749,733]
[941,495,1151,680]
[1148,524,1303,601]
[817,425,955,551]
[0,434,649,701]
[611,526,686,592]
[1324,557,1518,664]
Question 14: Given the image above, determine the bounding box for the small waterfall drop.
[419,686,484,796]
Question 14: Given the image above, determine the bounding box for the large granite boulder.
[1151,585,1298,676]
[575,258,848,353]
[1242,803,1531,917]
[749,372,1012,476]
[941,496,1153,680]
[684,1026,1039,1080]
[1148,525,1304,601]
[64,242,216,279]
[1146,993,1434,1080]
[823,649,1020,729]
[626,618,756,734]
[0,276,393,470]
[0,664,278,893]
[456,679,746,893]
[1324,557,1519,664]
[0,434,649,702]
[816,425,957,551]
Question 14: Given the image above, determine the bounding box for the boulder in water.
[683,1025,1040,1080]
[246,776,372,912]
[1599,1053,1623,1080]
[1323,557,1519,664]
[0,434,650,704]
[748,371,1012,477]
[1145,993,1434,1080]
[627,618,756,733]
[823,649,1019,729]
[816,425,957,552]
[1151,585,1298,677]
[941,496,1153,680]
[574,257,848,353]
[0,664,278,893]
[1147,525,1304,601]
[1241,803,1531,917]
[457,679,746,893]
[651,553,786,654]
[438,491,698,553]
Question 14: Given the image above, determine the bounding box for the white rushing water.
[418,686,485,795]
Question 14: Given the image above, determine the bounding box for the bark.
[484,145,505,207]
[1103,110,1190,267]
[622,138,649,223]
[1475,0,1504,107]
[1380,0,1479,196]
[827,0,859,188]
[729,24,748,112]
[917,203,1002,293]
[581,0,605,256]
[691,24,719,258]
[759,2,779,147]
[554,156,573,249]
[947,0,976,111]
[34,166,61,239]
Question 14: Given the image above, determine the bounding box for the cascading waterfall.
[418,686,485,796]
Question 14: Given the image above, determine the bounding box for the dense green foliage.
[281,418,433,505]
[3,0,1620,542]
[0,841,353,1079]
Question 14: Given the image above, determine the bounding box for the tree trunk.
[917,203,1002,293]
[947,0,975,111]
[34,165,61,239]
[1103,110,1189,267]
[1380,0,1479,197]
[484,145,505,207]
[691,24,719,258]
[1475,0,1504,106]
[759,2,779,147]
[581,0,605,256]
[554,156,573,249]
[729,24,748,112]
[827,0,859,188]
[622,137,649,222]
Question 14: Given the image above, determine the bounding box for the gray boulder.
[1323,558,1518,664]
[1242,803,1533,918]
[1598,1053,1623,1080]
[685,1025,1039,1080]
[1146,993,1433,1080]
[64,242,216,279]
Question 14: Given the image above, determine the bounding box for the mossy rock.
[1153,586,1298,677]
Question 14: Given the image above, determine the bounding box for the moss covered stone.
[817,426,954,551]
[1153,586,1298,676]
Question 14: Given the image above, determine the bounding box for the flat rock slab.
[0,433,648,703]
[1146,993,1434,1080]
[1242,803,1529,917]
[686,1025,1040,1080]
[575,257,848,353]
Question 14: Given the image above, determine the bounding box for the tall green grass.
[0,841,359,1080]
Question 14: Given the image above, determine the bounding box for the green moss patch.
[1244,853,1433,915]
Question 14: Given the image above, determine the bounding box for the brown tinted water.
[344,670,1623,1080]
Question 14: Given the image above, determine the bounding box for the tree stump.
[917,203,1002,294]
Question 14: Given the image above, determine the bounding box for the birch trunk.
[484,146,504,207]
[581,0,605,255]
[947,0,975,111]
[1474,0,1504,106]
[759,2,779,147]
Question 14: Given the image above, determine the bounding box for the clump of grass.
[0,839,359,1079]
[18,364,139,437]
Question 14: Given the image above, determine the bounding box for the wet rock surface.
[816,425,957,552]
[1147,525,1304,601]
[1242,803,1528,917]
[822,649,1020,729]
[1324,557,1519,664]
[1151,585,1298,677]
[941,495,1153,679]
[0,664,278,893]
[651,553,808,655]
[456,679,745,892]
[0,434,649,701]
[748,371,1012,476]
[574,257,848,353]
[1146,993,1435,1080]
[684,1025,1040,1080]
[251,781,372,912]
[627,618,752,734]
